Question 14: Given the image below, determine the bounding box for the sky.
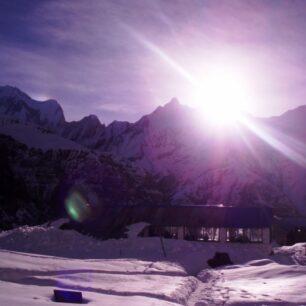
[1,0,306,124]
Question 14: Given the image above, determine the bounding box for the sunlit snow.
[0,222,305,305]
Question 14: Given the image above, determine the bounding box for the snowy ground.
[0,222,305,305]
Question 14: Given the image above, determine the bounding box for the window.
[184,227,219,241]
[163,226,178,239]
[226,228,263,243]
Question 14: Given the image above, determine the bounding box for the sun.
[124,29,253,126]
[192,65,249,125]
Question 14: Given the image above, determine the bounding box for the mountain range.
[1,85,306,228]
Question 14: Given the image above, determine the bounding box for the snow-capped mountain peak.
[266,104,306,135]
[164,97,180,107]
[1,86,306,216]
[0,85,65,129]
[0,85,31,100]
[80,114,101,125]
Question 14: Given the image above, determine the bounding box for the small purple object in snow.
[53,289,83,303]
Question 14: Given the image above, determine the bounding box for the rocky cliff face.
[0,85,305,229]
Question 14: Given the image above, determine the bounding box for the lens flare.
[123,25,306,166]
[240,116,306,167]
[65,191,92,223]
[122,24,197,85]
[124,25,253,126]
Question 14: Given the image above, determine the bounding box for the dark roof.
[94,205,273,230]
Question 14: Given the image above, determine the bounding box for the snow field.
[0,223,305,305]
[0,250,197,305]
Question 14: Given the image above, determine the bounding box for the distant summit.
[0,85,65,129]
[164,97,180,107]
[0,85,31,100]
[267,105,306,134]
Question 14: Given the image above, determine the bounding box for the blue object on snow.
[53,289,83,303]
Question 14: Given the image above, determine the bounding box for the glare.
[124,25,250,126]
[31,93,52,101]
[192,66,249,125]
[122,24,197,85]
[240,116,306,167]
[125,26,306,167]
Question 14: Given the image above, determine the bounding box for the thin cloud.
[1,0,306,123]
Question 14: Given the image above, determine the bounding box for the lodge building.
[98,205,273,244]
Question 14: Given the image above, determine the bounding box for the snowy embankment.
[0,120,86,151]
[0,222,305,305]
[0,250,195,306]
[0,223,196,306]
[274,242,306,265]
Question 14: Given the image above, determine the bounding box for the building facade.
[141,225,271,244]
[70,204,273,244]
[138,206,272,245]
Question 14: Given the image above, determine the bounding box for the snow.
[0,282,180,306]
[274,242,306,265]
[3,86,306,215]
[0,85,64,127]
[188,261,306,305]
[0,250,196,305]
[220,261,306,305]
[0,223,305,305]
[0,225,194,305]
[125,222,149,238]
[0,120,87,151]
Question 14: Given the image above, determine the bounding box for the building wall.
[178,227,184,239]
[140,225,271,245]
[263,227,270,244]
[141,227,149,237]
[220,228,227,242]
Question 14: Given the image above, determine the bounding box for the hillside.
[0,85,306,228]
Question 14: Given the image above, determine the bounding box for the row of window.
[227,228,263,243]
[145,226,264,243]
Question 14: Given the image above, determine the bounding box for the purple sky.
[1,0,306,124]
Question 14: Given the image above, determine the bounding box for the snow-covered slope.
[0,118,86,151]
[1,86,306,216]
[0,223,305,305]
[266,105,306,136]
[275,242,306,265]
[95,101,305,214]
[0,86,65,129]
[60,114,105,148]
[190,259,306,305]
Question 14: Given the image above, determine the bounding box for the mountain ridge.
[0,85,306,226]
[2,84,306,130]
[0,85,65,128]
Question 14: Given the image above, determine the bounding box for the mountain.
[60,114,105,148]
[0,132,177,229]
[1,85,306,229]
[0,85,65,129]
[93,103,303,215]
[0,85,106,148]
